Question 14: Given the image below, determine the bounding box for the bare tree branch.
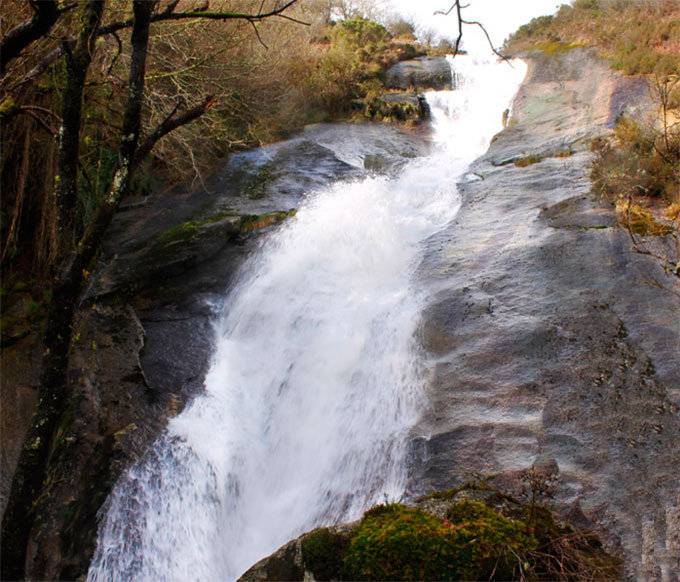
[133,95,215,168]
[4,0,307,96]
[1,0,59,76]
[98,0,307,37]
[249,20,269,49]
[434,1,509,60]
[6,42,72,94]
[435,0,463,55]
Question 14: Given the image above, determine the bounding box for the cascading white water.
[88,56,527,582]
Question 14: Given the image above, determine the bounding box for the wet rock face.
[0,330,41,518]
[413,48,680,579]
[23,304,167,580]
[386,57,453,91]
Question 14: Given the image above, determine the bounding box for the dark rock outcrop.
[386,56,453,91]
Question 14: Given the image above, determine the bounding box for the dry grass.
[506,0,680,76]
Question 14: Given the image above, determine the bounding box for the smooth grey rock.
[411,47,680,580]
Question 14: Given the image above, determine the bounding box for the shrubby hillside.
[0,0,424,283]
[507,0,679,279]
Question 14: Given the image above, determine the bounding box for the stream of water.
[87,56,527,582]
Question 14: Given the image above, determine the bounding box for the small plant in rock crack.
[518,465,558,529]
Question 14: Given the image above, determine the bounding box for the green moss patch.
[344,504,477,581]
[152,220,199,248]
[240,210,295,234]
[446,501,537,580]
[532,41,584,55]
[243,164,280,200]
[301,528,349,581]
[514,154,543,167]
[288,483,620,582]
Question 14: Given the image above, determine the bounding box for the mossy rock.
[446,501,536,580]
[359,93,426,124]
[344,504,477,581]
[514,154,543,167]
[240,211,295,235]
[238,484,620,582]
[152,220,199,248]
[301,528,349,581]
[243,164,281,200]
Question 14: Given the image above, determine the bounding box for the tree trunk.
[55,1,105,260]
[1,1,219,577]
[1,0,105,572]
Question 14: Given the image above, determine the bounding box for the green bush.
[446,501,537,580]
[284,485,621,582]
[591,116,680,204]
[331,18,392,59]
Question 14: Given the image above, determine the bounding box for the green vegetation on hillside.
[507,0,679,279]
[506,0,680,76]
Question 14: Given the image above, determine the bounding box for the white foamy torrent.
[88,56,527,582]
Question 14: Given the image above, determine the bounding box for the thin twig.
[248,20,268,49]
[106,31,123,76]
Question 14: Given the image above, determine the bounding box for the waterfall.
[88,56,527,582]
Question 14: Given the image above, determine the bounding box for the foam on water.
[88,55,527,582]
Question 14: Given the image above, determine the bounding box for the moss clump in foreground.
[297,492,620,582]
[301,528,349,581]
[344,503,478,581]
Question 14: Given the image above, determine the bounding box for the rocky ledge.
[238,482,619,581]
[386,56,454,91]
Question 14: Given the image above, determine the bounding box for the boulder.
[237,484,620,582]
[385,57,453,91]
